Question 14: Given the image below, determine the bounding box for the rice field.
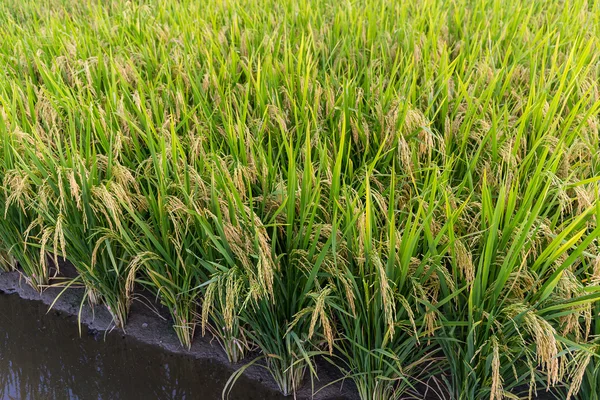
[0,0,599,398]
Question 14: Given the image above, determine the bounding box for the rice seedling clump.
[0,0,599,398]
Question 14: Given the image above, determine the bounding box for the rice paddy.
[0,0,599,398]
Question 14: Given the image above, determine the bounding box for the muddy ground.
[0,270,357,400]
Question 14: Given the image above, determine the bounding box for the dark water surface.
[0,293,283,400]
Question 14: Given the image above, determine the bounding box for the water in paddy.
[0,293,282,400]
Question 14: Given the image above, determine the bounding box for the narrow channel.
[0,293,284,400]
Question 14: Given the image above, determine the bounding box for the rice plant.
[0,0,599,398]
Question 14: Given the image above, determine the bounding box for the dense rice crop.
[0,0,599,398]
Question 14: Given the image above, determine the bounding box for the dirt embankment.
[0,270,357,400]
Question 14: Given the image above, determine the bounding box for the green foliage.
[0,0,599,398]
